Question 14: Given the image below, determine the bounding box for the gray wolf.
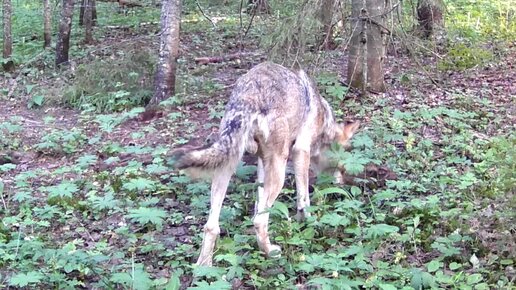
[174,62,359,266]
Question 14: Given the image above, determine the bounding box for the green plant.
[35,128,87,155]
[438,43,494,71]
[63,48,156,112]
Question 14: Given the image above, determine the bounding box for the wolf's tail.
[173,110,255,175]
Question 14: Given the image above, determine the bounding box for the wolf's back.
[174,62,318,174]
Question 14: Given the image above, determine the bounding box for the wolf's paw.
[267,244,282,259]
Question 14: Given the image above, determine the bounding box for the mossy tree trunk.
[43,0,52,48]
[347,0,386,93]
[148,0,182,107]
[2,0,14,71]
[417,0,444,38]
[56,0,75,66]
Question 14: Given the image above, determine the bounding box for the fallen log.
[194,52,258,65]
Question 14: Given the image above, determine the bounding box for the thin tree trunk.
[367,0,385,92]
[347,0,386,93]
[148,0,182,107]
[318,0,336,50]
[79,0,85,26]
[348,0,365,91]
[92,0,97,26]
[43,0,52,48]
[56,0,75,66]
[84,0,94,43]
[2,0,14,71]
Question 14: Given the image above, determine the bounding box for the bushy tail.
[173,111,254,176]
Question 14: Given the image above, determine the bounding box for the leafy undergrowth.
[1,77,515,289]
[1,2,515,290]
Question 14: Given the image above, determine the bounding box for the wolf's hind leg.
[196,166,233,266]
[292,145,311,220]
[253,149,288,258]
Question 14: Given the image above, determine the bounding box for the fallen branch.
[118,0,143,8]
[194,52,259,65]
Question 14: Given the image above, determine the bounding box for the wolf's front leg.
[253,153,287,258]
[292,145,311,220]
[196,168,233,266]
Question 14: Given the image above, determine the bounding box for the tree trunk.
[417,0,444,38]
[92,0,97,26]
[79,0,85,25]
[148,0,182,107]
[347,0,386,93]
[318,0,336,50]
[80,0,96,25]
[56,0,75,66]
[84,0,94,43]
[2,0,14,71]
[248,0,271,14]
[43,0,52,48]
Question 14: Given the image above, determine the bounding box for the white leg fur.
[196,166,233,266]
[254,158,265,215]
[292,147,311,220]
[253,154,287,258]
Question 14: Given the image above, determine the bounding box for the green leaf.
[342,245,364,257]
[341,153,369,175]
[126,207,167,229]
[45,181,79,198]
[214,253,239,266]
[132,267,153,290]
[76,154,98,168]
[466,273,483,285]
[379,284,397,290]
[271,201,289,219]
[320,212,350,227]
[30,95,45,107]
[165,272,181,290]
[145,164,168,174]
[365,224,399,239]
[427,260,441,272]
[500,259,513,265]
[449,262,462,270]
[352,133,374,148]
[9,271,44,287]
[421,272,435,288]
[193,266,225,279]
[326,84,348,100]
[318,187,351,198]
[110,272,132,286]
[110,266,153,290]
[0,163,16,172]
[123,177,156,192]
[410,269,423,290]
[189,280,232,290]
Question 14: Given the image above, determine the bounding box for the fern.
[126,207,167,230]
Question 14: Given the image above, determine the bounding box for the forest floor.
[1,6,515,289]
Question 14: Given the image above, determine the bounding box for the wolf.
[174,62,359,266]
